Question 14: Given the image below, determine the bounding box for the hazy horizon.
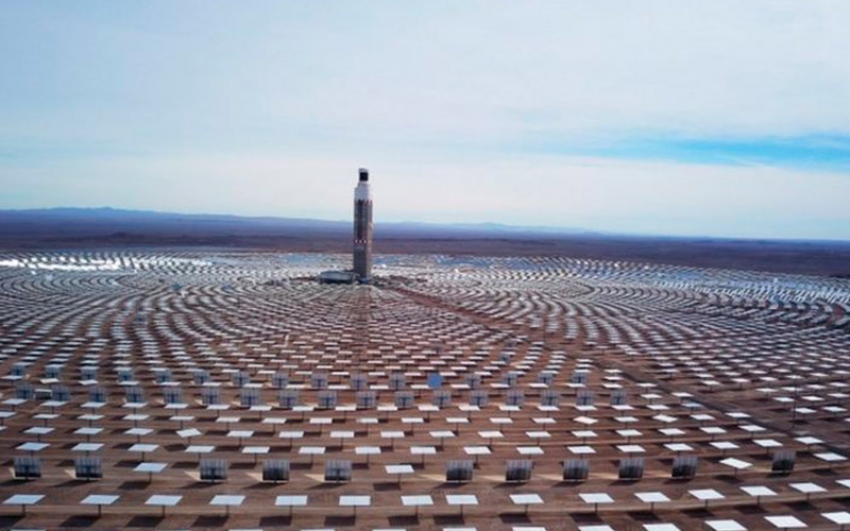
[2,2,850,240]
[6,205,850,243]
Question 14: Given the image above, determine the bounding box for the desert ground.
[1,249,850,531]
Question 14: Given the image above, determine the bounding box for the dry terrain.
[1,250,850,530]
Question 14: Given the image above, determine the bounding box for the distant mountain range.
[0,207,597,238]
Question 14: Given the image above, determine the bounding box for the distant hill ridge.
[0,207,595,237]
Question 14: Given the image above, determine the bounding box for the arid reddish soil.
[1,250,849,530]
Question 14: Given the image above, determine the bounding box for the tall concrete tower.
[353,168,373,281]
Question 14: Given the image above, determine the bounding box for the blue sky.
[2,1,850,239]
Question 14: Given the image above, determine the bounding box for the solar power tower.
[353,168,373,281]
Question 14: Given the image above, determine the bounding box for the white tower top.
[355,168,371,200]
